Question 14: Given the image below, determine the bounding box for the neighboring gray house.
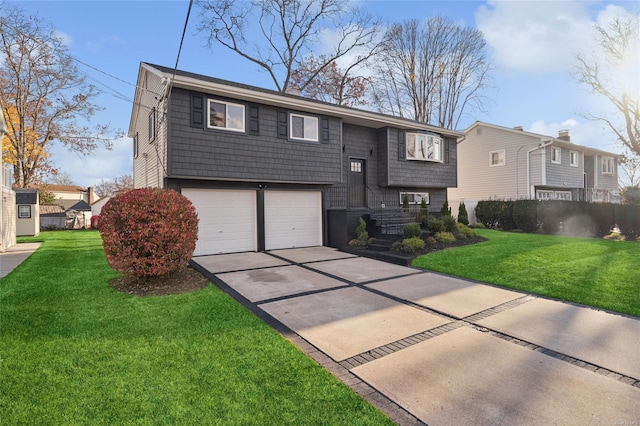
[449,121,621,223]
[129,62,462,255]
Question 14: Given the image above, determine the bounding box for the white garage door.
[265,191,322,250]
[182,188,257,255]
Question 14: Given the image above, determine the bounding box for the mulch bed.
[109,266,210,296]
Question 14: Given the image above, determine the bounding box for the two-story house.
[129,63,462,256]
[448,121,621,223]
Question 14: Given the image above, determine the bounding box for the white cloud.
[53,30,73,47]
[86,36,127,53]
[475,0,595,73]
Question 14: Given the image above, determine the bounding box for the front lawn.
[412,229,640,317]
[1,231,392,425]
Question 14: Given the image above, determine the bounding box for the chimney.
[88,186,95,204]
[558,130,570,142]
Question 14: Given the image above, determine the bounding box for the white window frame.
[406,133,442,162]
[602,156,614,175]
[18,205,31,219]
[569,150,579,167]
[400,192,430,205]
[289,113,318,142]
[148,107,156,142]
[489,149,505,167]
[207,100,245,132]
[536,190,572,201]
[133,132,139,159]
[551,146,561,164]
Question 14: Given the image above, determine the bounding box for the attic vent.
[513,126,523,131]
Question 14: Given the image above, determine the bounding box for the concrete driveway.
[192,247,640,425]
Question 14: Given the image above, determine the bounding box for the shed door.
[264,191,322,250]
[182,188,257,255]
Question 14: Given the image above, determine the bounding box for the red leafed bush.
[99,188,199,278]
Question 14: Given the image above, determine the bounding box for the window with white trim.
[400,192,429,205]
[290,113,318,141]
[570,150,579,167]
[490,149,505,166]
[406,133,442,162]
[536,190,572,201]
[551,147,561,164]
[148,107,156,142]
[208,100,245,132]
[602,156,614,175]
[133,132,139,158]
[18,205,31,219]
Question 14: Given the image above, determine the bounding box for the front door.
[349,159,366,208]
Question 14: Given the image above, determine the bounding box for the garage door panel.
[182,189,257,255]
[265,191,322,250]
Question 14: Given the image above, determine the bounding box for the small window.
[208,100,245,132]
[18,205,31,219]
[148,107,156,142]
[602,156,614,175]
[290,113,318,141]
[551,147,561,164]
[400,192,430,205]
[350,161,362,173]
[570,150,579,167]
[133,132,139,159]
[490,149,505,167]
[406,133,442,162]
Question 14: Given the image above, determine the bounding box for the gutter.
[526,140,553,198]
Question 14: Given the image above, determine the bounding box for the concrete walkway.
[192,247,640,425]
[0,242,41,279]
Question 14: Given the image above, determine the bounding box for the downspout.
[526,140,553,199]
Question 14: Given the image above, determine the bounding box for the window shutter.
[398,130,406,160]
[321,117,330,144]
[444,138,450,164]
[277,109,288,139]
[191,93,204,128]
[249,105,260,135]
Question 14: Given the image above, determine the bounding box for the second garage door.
[182,188,257,256]
[264,191,322,250]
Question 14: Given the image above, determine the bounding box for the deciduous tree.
[196,0,382,93]
[0,5,111,187]
[94,174,134,198]
[371,16,491,129]
[575,13,639,158]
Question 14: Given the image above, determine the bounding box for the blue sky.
[6,0,640,188]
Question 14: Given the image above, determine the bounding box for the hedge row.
[475,200,640,240]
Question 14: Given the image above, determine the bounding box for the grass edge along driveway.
[0,231,393,425]
[412,229,640,318]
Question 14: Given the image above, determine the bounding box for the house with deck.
[448,121,621,223]
[129,63,462,255]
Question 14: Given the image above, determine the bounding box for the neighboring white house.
[449,121,621,223]
[91,196,111,217]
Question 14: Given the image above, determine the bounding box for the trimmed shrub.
[616,204,640,241]
[391,241,403,252]
[420,197,429,219]
[621,186,640,205]
[434,231,456,243]
[470,222,486,229]
[99,188,199,278]
[475,200,514,230]
[402,193,410,211]
[604,231,625,241]
[349,217,370,247]
[585,203,616,237]
[404,222,422,239]
[440,200,452,217]
[457,202,469,226]
[456,223,477,239]
[425,236,437,246]
[400,237,426,253]
[425,216,445,234]
[512,200,539,233]
[442,215,458,233]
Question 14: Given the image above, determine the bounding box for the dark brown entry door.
[349,159,366,207]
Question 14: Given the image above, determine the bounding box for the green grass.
[412,229,640,317]
[1,231,393,425]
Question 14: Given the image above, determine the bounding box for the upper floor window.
[406,133,442,162]
[551,146,561,164]
[148,107,156,142]
[290,113,318,141]
[570,150,579,167]
[208,100,245,132]
[490,149,505,167]
[602,156,615,175]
